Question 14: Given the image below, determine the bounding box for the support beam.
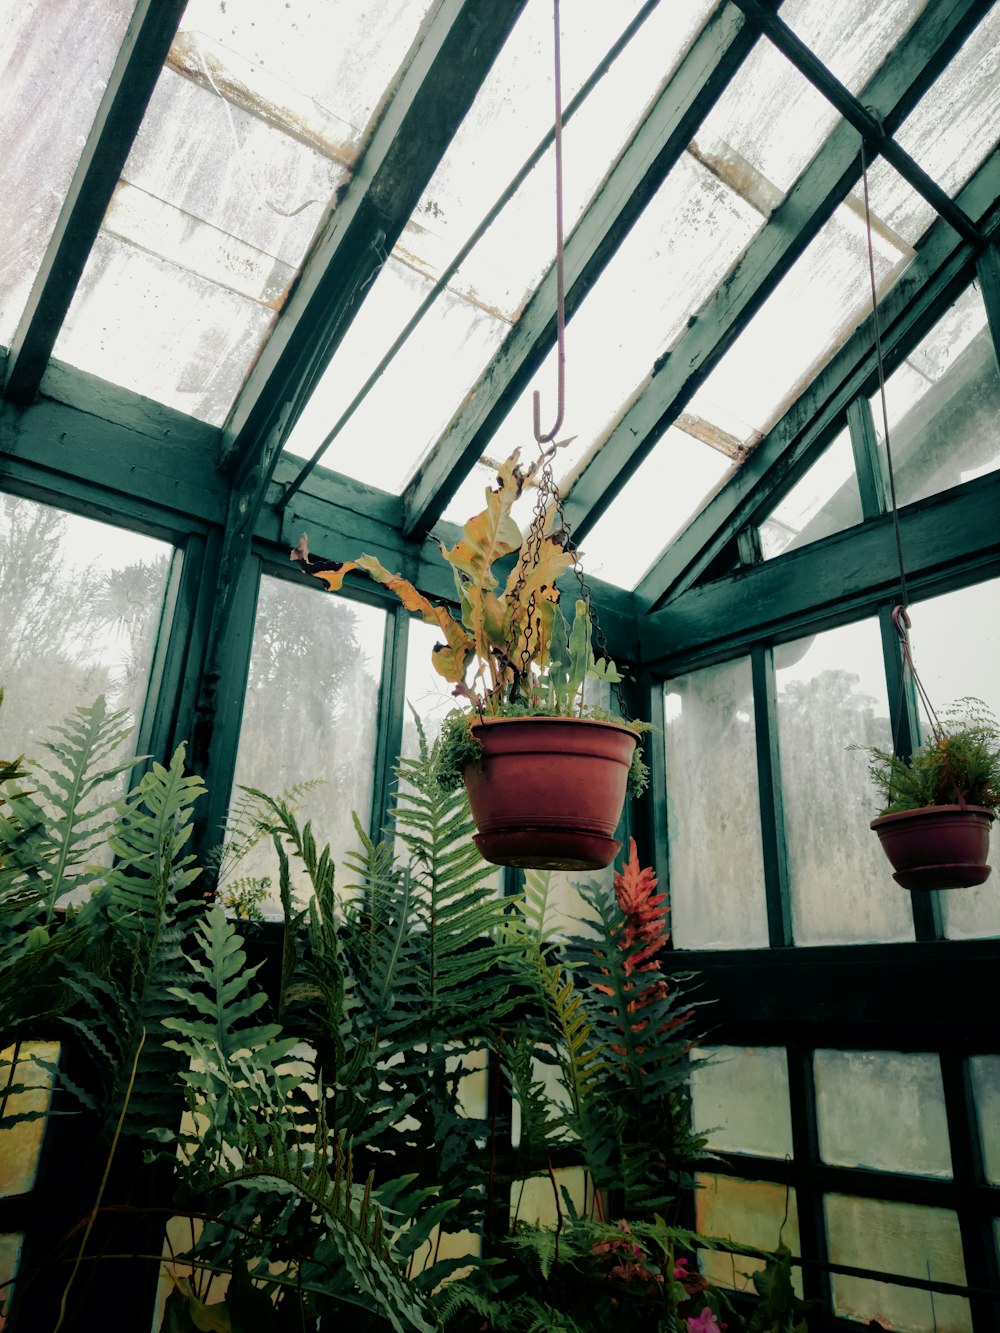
[563,0,990,558]
[401,0,762,539]
[3,0,187,405]
[638,147,1000,609]
[217,0,526,487]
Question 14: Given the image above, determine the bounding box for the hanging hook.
[533,0,566,446]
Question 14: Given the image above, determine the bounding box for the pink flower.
[686,1308,721,1333]
[674,1258,689,1278]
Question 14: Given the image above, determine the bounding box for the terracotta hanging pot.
[463,715,639,871]
[870,805,994,890]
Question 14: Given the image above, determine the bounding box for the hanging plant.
[291,452,650,871]
[862,697,999,890]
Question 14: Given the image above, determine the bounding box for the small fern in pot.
[292,451,650,871]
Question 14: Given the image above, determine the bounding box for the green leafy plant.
[861,697,1000,816]
[289,451,649,795]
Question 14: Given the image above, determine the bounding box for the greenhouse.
[1,0,999,1329]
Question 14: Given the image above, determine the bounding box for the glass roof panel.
[854,5,1000,248]
[443,149,765,525]
[575,426,733,589]
[51,0,433,422]
[0,0,135,347]
[685,199,914,447]
[759,425,862,560]
[282,0,718,484]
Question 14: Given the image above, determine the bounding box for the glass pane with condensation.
[579,426,734,588]
[695,1175,802,1295]
[664,659,769,950]
[690,1046,792,1159]
[774,620,914,945]
[860,6,1000,247]
[287,0,717,490]
[814,1050,952,1177]
[0,0,135,345]
[826,1195,971,1333]
[870,285,1000,510]
[970,1056,1000,1184]
[901,578,1000,940]
[687,201,914,447]
[759,426,862,560]
[0,492,173,764]
[229,576,386,919]
[0,1043,60,1196]
[55,231,277,424]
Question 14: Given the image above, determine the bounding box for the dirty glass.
[664,659,769,950]
[229,575,385,919]
[774,620,914,945]
[0,0,135,346]
[814,1050,952,1177]
[759,426,862,559]
[969,1056,1000,1185]
[0,1042,60,1197]
[901,578,1000,940]
[695,1175,802,1294]
[690,1046,793,1159]
[825,1195,971,1333]
[870,284,1000,510]
[0,492,173,764]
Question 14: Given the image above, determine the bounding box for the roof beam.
[2,0,187,405]
[637,147,1000,616]
[401,0,763,540]
[217,0,526,488]
[561,0,990,554]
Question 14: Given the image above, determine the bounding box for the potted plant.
[862,697,1000,890]
[291,450,648,870]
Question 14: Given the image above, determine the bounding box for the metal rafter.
[561,0,990,562]
[217,0,527,489]
[2,0,188,405]
[401,0,766,540]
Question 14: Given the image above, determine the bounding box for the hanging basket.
[870,805,994,891]
[463,715,638,871]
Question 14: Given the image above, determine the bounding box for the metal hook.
[533,0,566,446]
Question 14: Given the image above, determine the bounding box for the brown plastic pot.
[870,804,994,890]
[463,715,639,871]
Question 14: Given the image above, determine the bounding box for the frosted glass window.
[664,659,768,950]
[970,1056,1000,1184]
[511,1167,589,1227]
[0,0,134,344]
[774,621,914,946]
[826,1195,971,1333]
[695,1175,802,1295]
[902,579,1000,941]
[0,493,173,764]
[0,1042,59,1196]
[759,427,862,560]
[230,576,386,918]
[690,1046,792,1159]
[814,1050,952,1177]
[871,285,1000,510]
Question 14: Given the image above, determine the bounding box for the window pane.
[0,1042,60,1196]
[759,426,862,559]
[970,1056,1000,1185]
[664,659,768,950]
[871,285,1000,509]
[814,1050,951,1177]
[511,1167,589,1228]
[695,1174,802,1295]
[0,493,173,762]
[825,1195,971,1333]
[774,621,914,945]
[902,578,1000,941]
[230,577,386,918]
[690,1046,792,1159]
